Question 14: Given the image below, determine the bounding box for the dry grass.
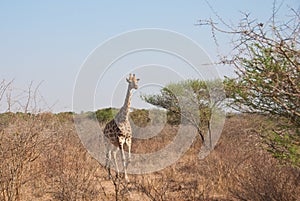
[0,113,299,200]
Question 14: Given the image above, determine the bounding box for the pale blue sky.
[0,0,298,112]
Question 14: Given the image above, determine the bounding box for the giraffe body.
[103,74,139,181]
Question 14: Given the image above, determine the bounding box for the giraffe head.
[126,73,140,90]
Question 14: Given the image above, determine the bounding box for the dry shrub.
[38,118,103,201]
[0,114,52,201]
[0,113,105,201]
[229,154,300,201]
[213,114,300,200]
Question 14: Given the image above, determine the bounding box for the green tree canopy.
[142,79,226,142]
[199,4,300,167]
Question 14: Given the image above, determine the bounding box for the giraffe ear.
[126,78,130,82]
[136,78,140,82]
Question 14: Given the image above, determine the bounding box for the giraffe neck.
[115,85,132,123]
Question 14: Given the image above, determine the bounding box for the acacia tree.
[142,79,225,143]
[198,3,300,167]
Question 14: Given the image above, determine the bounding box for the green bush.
[0,112,16,129]
[55,112,75,122]
[130,109,150,127]
[94,108,118,124]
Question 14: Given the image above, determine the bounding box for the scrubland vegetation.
[0,111,299,201]
[1,3,299,201]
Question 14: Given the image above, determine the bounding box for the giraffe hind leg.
[105,150,112,179]
[112,149,120,178]
[120,145,129,181]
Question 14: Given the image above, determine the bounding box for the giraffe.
[103,73,139,181]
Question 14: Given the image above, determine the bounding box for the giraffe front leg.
[120,145,129,181]
[126,137,132,164]
[118,136,129,181]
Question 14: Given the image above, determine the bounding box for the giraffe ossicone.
[103,73,139,181]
